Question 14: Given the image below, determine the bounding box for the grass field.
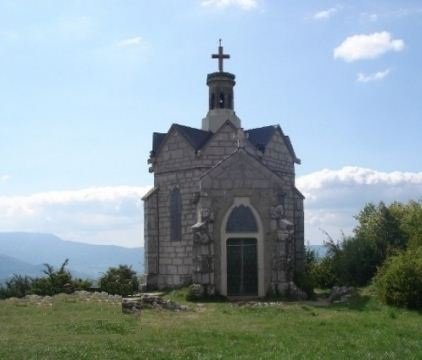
[0,290,421,359]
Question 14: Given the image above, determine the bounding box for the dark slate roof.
[174,124,213,150]
[245,125,300,164]
[152,123,300,164]
[152,132,166,153]
[245,125,277,152]
[152,124,212,154]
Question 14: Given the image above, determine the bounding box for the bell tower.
[202,40,241,132]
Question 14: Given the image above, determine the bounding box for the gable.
[199,120,238,156]
[153,127,197,169]
[152,123,212,157]
[200,148,285,189]
[246,125,300,164]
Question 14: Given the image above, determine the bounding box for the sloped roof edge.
[152,123,212,156]
[142,186,159,201]
[199,147,285,183]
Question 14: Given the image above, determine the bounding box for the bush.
[99,265,139,296]
[0,259,92,298]
[0,275,33,299]
[374,247,422,309]
[294,247,317,298]
[311,256,338,289]
[31,259,74,296]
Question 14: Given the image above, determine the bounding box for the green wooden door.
[227,238,258,296]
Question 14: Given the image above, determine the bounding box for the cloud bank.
[201,0,258,10]
[0,186,150,247]
[1,167,421,247]
[334,32,404,62]
[297,167,422,244]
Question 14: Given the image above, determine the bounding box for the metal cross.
[212,39,230,72]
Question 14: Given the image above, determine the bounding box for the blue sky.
[0,0,421,247]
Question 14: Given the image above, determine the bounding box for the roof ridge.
[173,123,211,133]
[245,124,278,132]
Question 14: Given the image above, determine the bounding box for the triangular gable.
[199,119,238,154]
[200,147,285,185]
[246,125,301,164]
[152,123,212,157]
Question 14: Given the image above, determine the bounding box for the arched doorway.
[220,198,264,297]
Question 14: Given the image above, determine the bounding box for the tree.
[375,247,422,309]
[354,202,406,260]
[0,274,33,299]
[99,265,139,296]
[390,200,422,249]
[31,259,91,296]
[312,200,421,288]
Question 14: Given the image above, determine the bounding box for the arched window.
[170,188,182,241]
[226,205,258,233]
[219,93,225,108]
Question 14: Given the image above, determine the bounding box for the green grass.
[0,290,421,359]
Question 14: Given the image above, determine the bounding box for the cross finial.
[212,39,230,72]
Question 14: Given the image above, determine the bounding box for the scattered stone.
[122,293,188,313]
[122,297,142,314]
[328,286,355,303]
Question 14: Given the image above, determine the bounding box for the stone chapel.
[143,42,304,297]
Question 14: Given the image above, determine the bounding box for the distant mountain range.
[0,232,328,284]
[0,232,143,282]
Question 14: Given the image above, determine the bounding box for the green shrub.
[99,265,139,296]
[294,246,317,298]
[374,247,422,309]
[0,260,92,298]
[293,271,314,299]
[0,275,33,299]
[31,259,73,296]
[311,256,338,289]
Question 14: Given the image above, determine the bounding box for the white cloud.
[334,32,405,62]
[297,167,422,244]
[201,0,258,10]
[0,175,11,182]
[117,36,144,47]
[2,168,421,247]
[0,186,151,247]
[313,7,338,20]
[357,68,391,82]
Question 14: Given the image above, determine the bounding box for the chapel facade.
[143,43,304,297]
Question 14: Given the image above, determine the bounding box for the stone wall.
[145,123,304,293]
[144,188,159,288]
[261,130,295,182]
[197,149,297,296]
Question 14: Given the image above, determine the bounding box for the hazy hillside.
[0,254,44,281]
[0,232,143,280]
